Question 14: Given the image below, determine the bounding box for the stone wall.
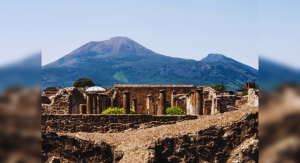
[42,114,198,133]
[248,88,259,106]
[41,87,85,114]
[147,112,258,163]
[113,85,196,114]
[203,99,212,115]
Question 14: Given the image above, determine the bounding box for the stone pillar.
[195,87,203,115]
[158,89,167,115]
[147,94,152,115]
[86,94,92,114]
[97,95,100,114]
[123,91,130,114]
[132,98,137,112]
[171,90,176,107]
[186,94,190,115]
[102,95,107,111]
[79,104,86,114]
[190,92,195,115]
[98,94,103,113]
[211,92,217,115]
[93,94,97,114]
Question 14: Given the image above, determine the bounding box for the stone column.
[147,94,152,115]
[102,95,107,111]
[123,91,130,114]
[79,104,86,114]
[158,89,167,115]
[97,95,100,114]
[190,92,195,115]
[195,87,203,115]
[93,94,97,114]
[132,98,137,112]
[171,90,176,107]
[211,92,217,115]
[186,94,190,115]
[98,94,103,114]
[86,94,92,114]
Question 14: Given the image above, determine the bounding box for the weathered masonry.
[42,84,259,115]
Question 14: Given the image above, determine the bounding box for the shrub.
[166,106,186,115]
[73,78,95,88]
[228,90,235,95]
[78,88,84,92]
[44,86,58,92]
[101,107,136,114]
[241,90,248,96]
[211,84,226,92]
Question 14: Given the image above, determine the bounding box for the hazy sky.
[41,0,258,68]
[0,0,41,67]
[259,0,300,69]
[1,1,299,70]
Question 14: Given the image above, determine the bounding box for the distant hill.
[259,57,300,91]
[0,53,41,92]
[42,36,258,90]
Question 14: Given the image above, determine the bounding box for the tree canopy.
[44,86,58,92]
[211,84,226,92]
[73,78,95,88]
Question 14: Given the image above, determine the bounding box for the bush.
[211,84,226,92]
[101,107,136,114]
[228,90,235,95]
[78,88,84,92]
[73,78,95,88]
[44,86,58,92]
[166,106,186,115]
[241,90,248,96]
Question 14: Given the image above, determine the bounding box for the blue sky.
[259,0,300,69]
[41,0,258,68]
[1,0,299,69]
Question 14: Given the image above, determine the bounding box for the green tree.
[228,90,235,95]
[73,78,95,88]
[44,86,58,92]
[211,84,226,92]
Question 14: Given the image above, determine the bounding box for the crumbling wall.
[42,114,198,133]
[147,112,258,163]
[41,87,85,114]
[42,132,116,163]
[203,99,212,115]
[248,88,259,106]
[114,85,196,114]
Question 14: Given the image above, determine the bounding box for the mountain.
[259,57,300,91]
[42,36,258,90]
[0,53,41,92]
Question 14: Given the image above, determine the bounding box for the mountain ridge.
[42,37,258,90]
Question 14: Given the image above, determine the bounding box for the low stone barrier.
[42,114,198,133]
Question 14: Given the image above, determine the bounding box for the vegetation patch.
[166,106,186,115]
[113,70,129,83]
[102,107,136,114]
[44,86,58,92]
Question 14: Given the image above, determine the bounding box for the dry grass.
[65,106,258,162]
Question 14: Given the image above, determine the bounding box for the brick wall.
[42,114,198,133]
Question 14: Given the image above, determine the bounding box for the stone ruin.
[41,84,259,116]
[41,87,85,114]
[41,85,259,162]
